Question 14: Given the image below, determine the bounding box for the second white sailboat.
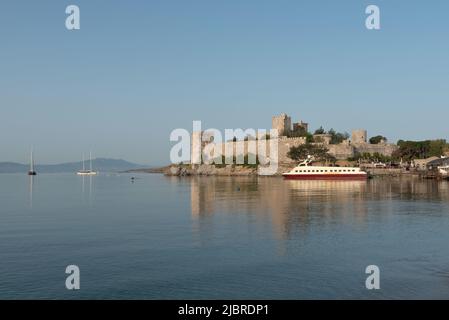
[76,152,98,176]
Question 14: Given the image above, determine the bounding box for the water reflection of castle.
[190,177,449,239]
[190,177,370,239]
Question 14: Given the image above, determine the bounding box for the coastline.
[128,164,439,179]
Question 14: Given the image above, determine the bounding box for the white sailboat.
[76,152,98,176]
[28,149,37,176]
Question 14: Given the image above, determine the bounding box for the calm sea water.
[1,173,449,299]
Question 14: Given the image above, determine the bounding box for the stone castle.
[191,113,398,173]
[271,113,397,164]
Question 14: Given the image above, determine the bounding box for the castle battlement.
[279,136,307,142]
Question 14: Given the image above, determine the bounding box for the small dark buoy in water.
[131,177,135,183]
[236,186,240,191]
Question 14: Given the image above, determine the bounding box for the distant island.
[0,158,147,174]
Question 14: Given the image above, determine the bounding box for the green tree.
[328,128,350,144]
[314,126,326,135]
[369,135,387,144]
[429,139,447,157]
[393,140,438,160]
[305,133,314,143]
[349,152,393,163]
[287,143,336,164]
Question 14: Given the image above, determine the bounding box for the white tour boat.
[283,156,368,180]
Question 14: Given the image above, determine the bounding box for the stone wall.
[193,133,397,169]
[354,143,398,157]
[278,137,307,165]
[203,139,271,164]
[328,144,354,160]
[191,134,306,171]
[313,134,332,144]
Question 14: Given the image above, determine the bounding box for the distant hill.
[0,158,145,173]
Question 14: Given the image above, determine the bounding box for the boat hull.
[76,172,98,176]
[283,173,367,180]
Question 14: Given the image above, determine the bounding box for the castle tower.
[352,129,367,145]
[272,113,292,136]
[293,121,308,133]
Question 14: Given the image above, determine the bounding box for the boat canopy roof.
[427,157,449,167]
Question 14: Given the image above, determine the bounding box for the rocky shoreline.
[165,164,258,176]
[127,164,265,176]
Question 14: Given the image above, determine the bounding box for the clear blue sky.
[1,0,448,165]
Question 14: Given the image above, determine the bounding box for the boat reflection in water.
[28,175,34,208]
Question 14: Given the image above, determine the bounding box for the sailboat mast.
[82,153,85,171]
[30,149,34,172]
[89,151,93,171]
